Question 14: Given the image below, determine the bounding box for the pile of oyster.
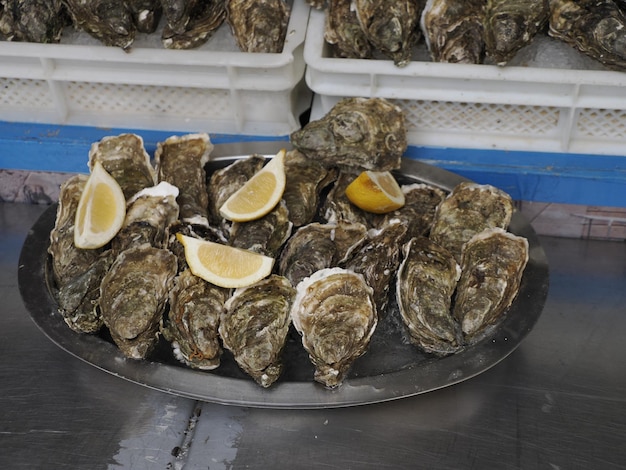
[48,97,528,389]
[316,0,626,70]
[0,0,290,52]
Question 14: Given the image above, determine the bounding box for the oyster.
[278,221,367,286]
[128,0,162,33]
[342,219,408,315]
[155,133,213,225]
[485,0,549,65]
[454,228,529,339]
[88,134,156,200]
[161,0,198,34]
[111,182,180,255]
[290,97,407,172]
[430,182,514,262]
[306,0,327,9]
[167,221,227,272]
[548,0,626,71]
[226,0,290,53]
[421,0,485,63]
[290,267,377,388]
[282,149,336,228]
[396,237,463,355]
[162,0,226,49]
[0,0,66,43]
[163,269,228,370]
[229,200,292,257]
[324,0,373,59]
[64,0,136,49]
[100,244,178,359]
[219,275,296,387]
[321,171,374,227]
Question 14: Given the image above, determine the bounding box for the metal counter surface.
[2,201,625,470]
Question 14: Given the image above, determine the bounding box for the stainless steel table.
[2,201,625,470]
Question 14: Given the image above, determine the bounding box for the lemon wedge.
[219,149,286,222]
[74,161,126,249]
[177,234,274,288]
[345,170,405,214]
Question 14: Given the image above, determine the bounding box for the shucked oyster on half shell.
[226,0,290,53]
[290,267,378,388]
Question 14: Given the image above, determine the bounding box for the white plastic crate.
[0,1,310,136]
[304,8,626,155]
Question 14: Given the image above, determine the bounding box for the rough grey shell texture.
[128,0,162,33]
[64,0,136,49]
[324,0,373,59]
[321,171,375,227]
[454,228,529,339]
[226,0,290,53]
[220,275,296,387]
[291,267,378,388]
[290,97,407,172]
[0,0,67,43]
[162,0,226,49]
[229,200,292,257]
[161,0,198,34]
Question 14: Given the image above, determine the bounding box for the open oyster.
[64,0,136,49]
[454,228,529,339]
[88,134,156,200]
[291,267,378,388]
[219,275,296,387]
[128,0,162,33]
[430,182,514,262]
[155,133,213,225]
[397,237,463,356]
[290,97,407,172]
[226,0,290,53]
[162,0,226,49]
[229,200,292,257]
[0,0,67,43]
[163,269,228,370]
[324,0,373,59]
[100,244,178,359]
[421,0,485,63]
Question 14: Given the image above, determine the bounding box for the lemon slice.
[345,170,405,214]
[177,234,274,288]
[219,149,286,222]
[74,161,126,249]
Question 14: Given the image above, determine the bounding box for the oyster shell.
[155,133,213,225]
[396,237,463,355]
[0,0,67,43]
[306,0,327,8]
[226,0,290,53]
[321,170,374,227]
[290,267,378,388]
[453,228,529,339]
[88,134,156,200]
[278,221,367,286]
[485,0,549,65]
[162,0,226,49]
[219,275,296,387]
[167,221,227,272]
[128,0,162,33]
[161,0,198,34]
[429,182,514,262]
[548,0,626,71]
[291,97,407,172]
[421,0,485,63]
[163,269,228,370]
[64,0,136,49]
[324,0,373,59]
[229,200,292,257]
[100,244,178,359]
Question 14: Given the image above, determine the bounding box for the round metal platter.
[18,142,549,409]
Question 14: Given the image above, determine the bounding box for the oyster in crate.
[429,182,514,262]
[354,0,422,66]
[163,269,228,370]
[548,0,626,70]
[0,0,67,43]
[155,133,213,225]
[226,0,290,53]
[484,0,549,65]
[162,0,226,49]
[421,0,486,63]
[219,275,296,387]
[161,0,198,34]
[64,0,136,49]
[396,237,463,356]
[290,97,407,172]
[291,267,378,388]
[305,0,327,8]
[324,0,373,59]
[89,134,156,200]
[100,244,178,359]
[128,0,162,33]
[454,228,529,339]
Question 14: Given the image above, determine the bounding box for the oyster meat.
[396,236,462,356]
[64,0,136,49]
[162,0,226,49]
[0,0,67,43]
[128,0,162,33]
[324,0,373,59]
[100,244,178,359]
[430,182,514,262]
[163,269,228,370]
[454,228,529,339]
[229,200,292,257]
[485,0,549,65]
[155,133,213,225]
[88,134,156,200]
[291,267,378,388]
[219,275,296,387]
[548,0,626,71]
[226,0,290,53]
[421,0,486,63]
[291,97,407,172]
